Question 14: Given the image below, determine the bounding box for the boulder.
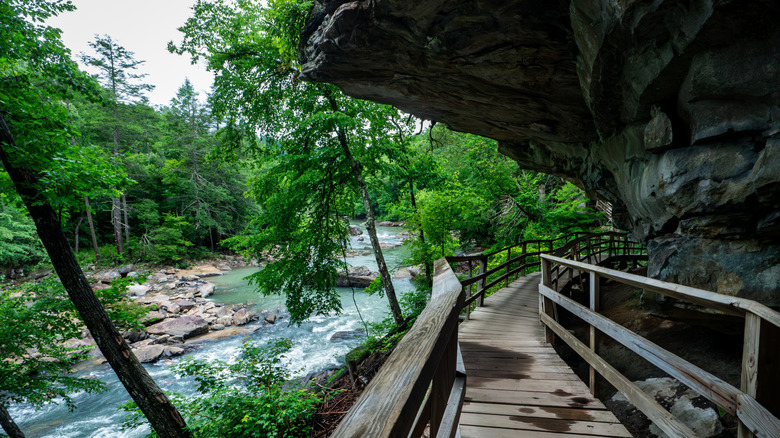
[348,225,363,236]
[609,378,722,437]
[216,263,232,271]
[329,329,366,342]
[164,346,185,357]
[174,299,197,312]
[127,284,150,297]
[117,265,134,277]
[141,311,166,326]
[147,315,210,339]
[210,324,225,331]
[336,266,378,288]
[133,345,165,363]
[264,312,277,324]
[123,330,148,343]
[233,308,258,326]
[197,283,216,298]
[180,275,199,282]
[94,270,119,284]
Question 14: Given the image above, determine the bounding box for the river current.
[10,223,411,437]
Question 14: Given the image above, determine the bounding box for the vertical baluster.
[467,261,473,320]
[506,247,511,287]
[478,256,487,307]
[739,313,760,438]
[589,272,600,396]
[541,257,555,345]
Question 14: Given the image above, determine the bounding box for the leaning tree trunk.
[327,128,403,324]
[0,116,189,438]
[0,403,24,438]
[74,214,83,253]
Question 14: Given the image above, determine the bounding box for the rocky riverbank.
[80,257,283,365]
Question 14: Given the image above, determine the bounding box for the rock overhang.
[299,0,780,304]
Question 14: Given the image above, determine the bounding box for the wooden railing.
[331,232,643,437]
[330,258,466,438]
[447,232,643,317]
[539,254,780,438]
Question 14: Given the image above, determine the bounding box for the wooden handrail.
[331,258,465,438]
[539,254,780,438]
[448,232,645,315]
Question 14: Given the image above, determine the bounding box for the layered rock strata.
[299,0,780,304]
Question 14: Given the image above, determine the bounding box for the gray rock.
[124,330,148,343]
[197,283,216,298]
[610,378,722,437]
[174,299,196,312]
[348,225,363,236]
[141,311,166,326]
[133,345,165,363]
[329,329,366,342]
[264,312,277,324]
[336,266,378,288]
[147,315,210,339]
[210,324,225,331]
[127,284,150,297]
[94,270,120,284]
[117,265,134,277]
[233,308,258,326]
[216,263,232,271]
[180,275,199,282]
[164,346,185,357]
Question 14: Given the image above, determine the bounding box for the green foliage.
[0,278,106,411]
[123,339,320,438]
[0,196,45,268]
[146,213,193,263]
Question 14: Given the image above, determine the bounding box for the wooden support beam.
[589,271,600,396]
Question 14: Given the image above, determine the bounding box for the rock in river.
[133,345,165,363]
[147,315,210,339]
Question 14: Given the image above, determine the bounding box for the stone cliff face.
[299,0,780,305]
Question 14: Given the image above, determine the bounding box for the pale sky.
[47,0,213,107]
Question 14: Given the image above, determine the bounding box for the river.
[9,223,412,438]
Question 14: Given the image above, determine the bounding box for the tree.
[82,34,154,255]
[173,0,409,325]
[0,1,189,436]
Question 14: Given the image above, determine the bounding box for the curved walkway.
[458,273,631,437]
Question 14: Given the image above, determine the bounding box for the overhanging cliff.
[299,0,780,305]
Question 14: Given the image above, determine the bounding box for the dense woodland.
[0,1,605,437]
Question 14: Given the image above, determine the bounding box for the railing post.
[466,261,473,320]
[739,313,760,438]
[478,256,487,307]
[521,242,527,278]
[541,257,555,345]
[589,271,600,396]
[506,247,511,287]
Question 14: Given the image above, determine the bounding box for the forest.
[0,1,606,437]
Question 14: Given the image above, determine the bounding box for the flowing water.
[9,223,412,438]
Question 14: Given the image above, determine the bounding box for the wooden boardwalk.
[458,273,631,438]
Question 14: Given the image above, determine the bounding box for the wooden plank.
[736,393,780,438]
[460,425,606,438]
[540,283,741,413]
[460,412,632,437]
[540,312,697,437]
[462,403,618,422]
[467,377,592,394]
[464,387,601,409]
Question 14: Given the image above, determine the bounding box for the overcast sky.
[48,0,213,107]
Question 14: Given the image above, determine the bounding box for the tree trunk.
[409,182,433,286]
[112,196,123,254]
[84,196,100,263]
[0,116,189,438]
[0,403,24,438]
[324,92,403,325]
[121,193,130,248]
[74,214,84,253]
